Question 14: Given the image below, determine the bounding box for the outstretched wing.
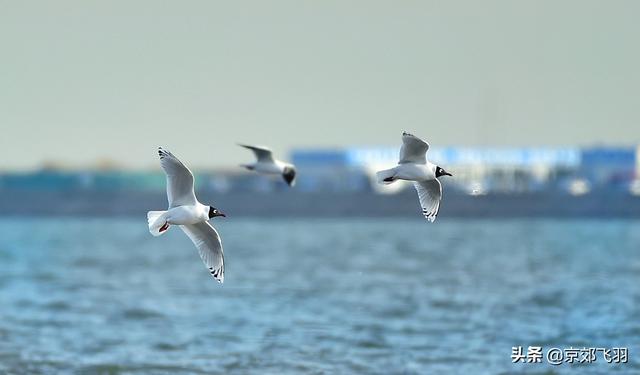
[158,147,197,208]
[399,132,430,164]
[180,222,225,283]
[414,180,442,222]
[238,144,275,163]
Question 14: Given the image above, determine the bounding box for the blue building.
[580,147,637,190]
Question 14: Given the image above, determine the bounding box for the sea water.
[0,218,638,374]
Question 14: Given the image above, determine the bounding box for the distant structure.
[291,146,640,196]
[0,146,638,196]
[580,147,638,192]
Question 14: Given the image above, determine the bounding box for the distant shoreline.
[1,190,639,218]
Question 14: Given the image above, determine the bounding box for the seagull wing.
[239,144,275,163]
[158,147,197,208]
[180,221,225,283]
[398,132,430,164]
[414,180,442,222]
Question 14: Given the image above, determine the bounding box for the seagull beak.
[215,212,226,218]
[445,172,453,177]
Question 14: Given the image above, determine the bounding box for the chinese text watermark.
[512,346,628,365]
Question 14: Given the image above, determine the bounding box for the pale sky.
[1,1,638,170]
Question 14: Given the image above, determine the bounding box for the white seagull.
[376,132,453,222]
[238,144,297,186]
[147,147,227,283]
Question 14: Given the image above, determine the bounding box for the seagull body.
[239,144,297,186]
[149,204,209,226]
[147,147,226,283]
[376,132,452,222]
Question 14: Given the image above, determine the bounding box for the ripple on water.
[44,300,71,312]
[76,363,211,375]
[116,308,166,321]
[152,342,189,352]
[526,290,566,308]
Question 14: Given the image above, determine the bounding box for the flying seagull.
[238,144,297,186]
[376,132,452,222]
[147,147,227,283]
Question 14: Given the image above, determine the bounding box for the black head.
[208,206,226,219]
[282,166,296,187]
[435,166,452,178]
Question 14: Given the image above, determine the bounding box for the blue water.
[0,218,638,374]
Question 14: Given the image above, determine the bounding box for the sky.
[1,1,639,170]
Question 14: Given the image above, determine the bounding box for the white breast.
[254,161,284,175]
[166,205,207,225]
[395,163,434,181]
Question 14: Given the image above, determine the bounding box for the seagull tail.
[376,168,397,185]
[147,210,169,236]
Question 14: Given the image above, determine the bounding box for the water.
[0,218,638,374]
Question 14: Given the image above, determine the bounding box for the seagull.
[376,132,452,222]
[147,147,227,283]
[238,144,297,186]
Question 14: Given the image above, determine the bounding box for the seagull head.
[208,206,226,219]
[282,166,296,187]
[435,166,453,178]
